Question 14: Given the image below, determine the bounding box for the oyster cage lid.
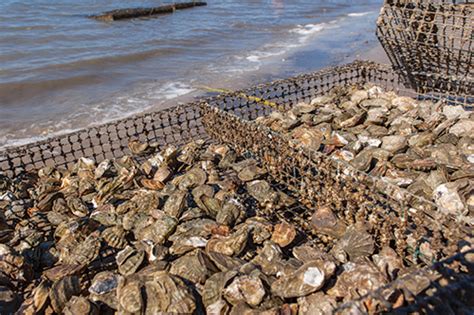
[376,0,473,107]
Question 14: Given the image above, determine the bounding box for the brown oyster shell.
[271,260,336,298]
[271,222,296,247]
[310,206,347,238]
[223,274,266,306]
[331,224,375,262]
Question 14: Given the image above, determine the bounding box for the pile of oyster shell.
[256,85,474,220]
[0,139,471,314]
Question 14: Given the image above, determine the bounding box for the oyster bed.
[256,84,474,222]
[0,138,472,314]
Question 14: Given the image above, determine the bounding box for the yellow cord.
[197,85,280,110]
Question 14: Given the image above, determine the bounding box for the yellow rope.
[197,85,280,110]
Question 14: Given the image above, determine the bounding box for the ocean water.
[0,0,383,148]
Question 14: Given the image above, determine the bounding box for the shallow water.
[0,0,382,148]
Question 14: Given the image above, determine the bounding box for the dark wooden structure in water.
[91,2,207,21]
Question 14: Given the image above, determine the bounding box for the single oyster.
[408,131,434,148]
[142,271,197,314]
[381,135,408,153]
[271,222,296,247]
[137,214,178,245]
[246,180,278,208]
[207,251,245,272]
[169,250,218,284]
[372,246,404,280]
[116,278,144,314]
[128,140,149,155]
[350,90,368,104]
[64,232,101,266]
[89,271,122,310]
[206,226,249,256]
[94,159,111,179]
[449,119,474,137]
[293,102,316,114]
[328,261,387,299]
[433,182,467,216]
[163,191,187,218]
[223,275,266,306]
[174,167,207,190]
[251,241,286,276]
[351,147,377,172]
[238,164,267,182]
[271,260,336,298]
[117,246,145,276]
[292,244,331,264]
[331,224,375,262]
[245,217,273,245]
[202,271,238,309]
[334,110,366,129]
[154,165,172,183]
[49,276,80,313]
[216,197,244,227]
[291,127,324,150]
[102,225,128,249]
[391,96,417,111]
[310,206,346,238]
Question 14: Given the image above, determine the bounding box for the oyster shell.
[297,292,337,315]
[163,191,187,218]
[142,271,197,314]
[49,276,80,313]
[247,180,278,208]
[271,260,336,298]
[223,274,266,306]
[117,246,145,276]
[327,261,387,300]
[89,271,122,309]
[271,222,296,247]
[206,226,249,256]
[310,206,346,238]
[99,220,126,245]
[169,249,218,284]
[202,270,237,309]
[433,182,466,216]
[331,224,374,262]
[137,213,178,245]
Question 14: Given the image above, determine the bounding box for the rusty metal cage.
[201,102,473,313]
[376,0,473,106]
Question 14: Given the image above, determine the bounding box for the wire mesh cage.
[0,103,208,177]
[377,0,473,106]
[200,103,473,313]
[0,60,472,313]
[0,61,404,178]
[200,101,473,313]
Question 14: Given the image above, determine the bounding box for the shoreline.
[0,42,392,151]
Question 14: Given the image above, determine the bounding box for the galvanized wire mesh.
[377,0,473,106]
[0,103,207,177]
[0,61,403,177]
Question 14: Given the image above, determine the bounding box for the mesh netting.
[201,102,473,313]
[377,0,473,106]
[0,103,207,177]
[0,61,402,177]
